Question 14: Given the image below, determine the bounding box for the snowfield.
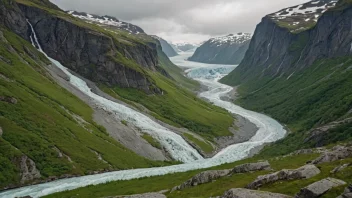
[209,33,252,46]
[0,27,286,198]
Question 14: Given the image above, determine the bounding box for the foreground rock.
[232,161,271,174]
[312,145,352,164]
[172,161,271,191]
[331,163,351,174]
[221,188,292,198]
[295,177,346,198]
[338,185,352,198]
[114,193,166,198]
[247,165,320,189]
[171,169,231,191]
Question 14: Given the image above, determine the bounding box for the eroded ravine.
[0,31,286,198]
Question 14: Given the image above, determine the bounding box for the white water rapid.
[0,25,286,198]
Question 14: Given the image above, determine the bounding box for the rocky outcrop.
[338,185,352,198]
[232,161,271,173]
[1,0,164,94]
[331,163,351,174]
[171,169,231,191]
[0,126,3,136]
[295,177,346,198]
[0,96,17,104]
[189,33,251,64]
[17,155,41,184]
[172,161,272,191]
[221,188,292,198]
[311,145,352,164]
[247,164,321,189]
[221,0,352,85]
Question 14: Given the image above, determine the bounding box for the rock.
[172,169,232,191]
[247,164,321,189]
[232,161,271,173]
[295,177,346,198]
[0,126,2,136]
[113,192,166,198]
[312,146,352,164]
[221,188,292,198]
[330,163,351,174]
[18,155,41,184]
[337,185,352,198]
[0,96,17,104]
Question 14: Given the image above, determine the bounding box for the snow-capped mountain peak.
[268,0,338,33]
[209,33,252,46]
[67,11,145,34]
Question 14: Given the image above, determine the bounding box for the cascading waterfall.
[0,23,286,198]
[26,20,203,163]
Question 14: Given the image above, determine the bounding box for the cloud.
[50,0,309,43]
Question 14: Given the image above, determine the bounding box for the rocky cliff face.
[221,0,352,85]
[152,36,178,57]
[1,0,164,93]
[189,33,251,65]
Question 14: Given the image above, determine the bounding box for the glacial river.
[0,26,286,198]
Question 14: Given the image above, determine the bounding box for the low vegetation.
[183,133,214,154]
[46,145,352,198]
[142,134,162,150]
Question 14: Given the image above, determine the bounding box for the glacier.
[0,25,286,198]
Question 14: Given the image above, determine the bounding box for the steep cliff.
[189,33,251,65]
[221,0,352,155]
[152,36,178,57]
[2,0,167,94]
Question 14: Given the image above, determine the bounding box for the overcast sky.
[51,0,309,43]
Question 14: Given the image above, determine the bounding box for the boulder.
[295,177,346,198]
[18,155,41,184]
[232,161,271,173]
[0,96,17,104]
[247,164,320,189]
[312,146,352,164]
[171,169,231,191]
[221,188,292,198]
[337,185,352,198]
[330,163,351,174]
[0,126,2,136]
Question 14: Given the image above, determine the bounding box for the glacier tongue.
[0,25,286,198]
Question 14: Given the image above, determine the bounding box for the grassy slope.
[47,146,352,198]
[183,133,214,154]
[0,28,171,189]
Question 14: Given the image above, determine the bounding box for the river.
[0,28,286,197]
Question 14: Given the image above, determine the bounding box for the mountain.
[0,0,237,190]
[172,42,199,52]
[151,35,178,57]
[188,33,252,64]
[67,11,145,34]
[221,0,352,155]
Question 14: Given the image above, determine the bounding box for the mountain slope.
[189,33,251,64]
[172,42,199,52]
[152,36,178,57]
[221,0,352,155]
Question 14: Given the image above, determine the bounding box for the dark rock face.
[247,164,321,189]
[189,33,251,65]
[152,36,178,57]
[1,1,163,94]
[221,188,292,198]
[295,177,346,198]
[222,3,352,84]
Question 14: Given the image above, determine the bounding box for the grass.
[0,28,172,189]
[102,72,234,142]
[121,120,128,126]
[47,150,346,198]
[183,133,214,154]
[141,134,162,150]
